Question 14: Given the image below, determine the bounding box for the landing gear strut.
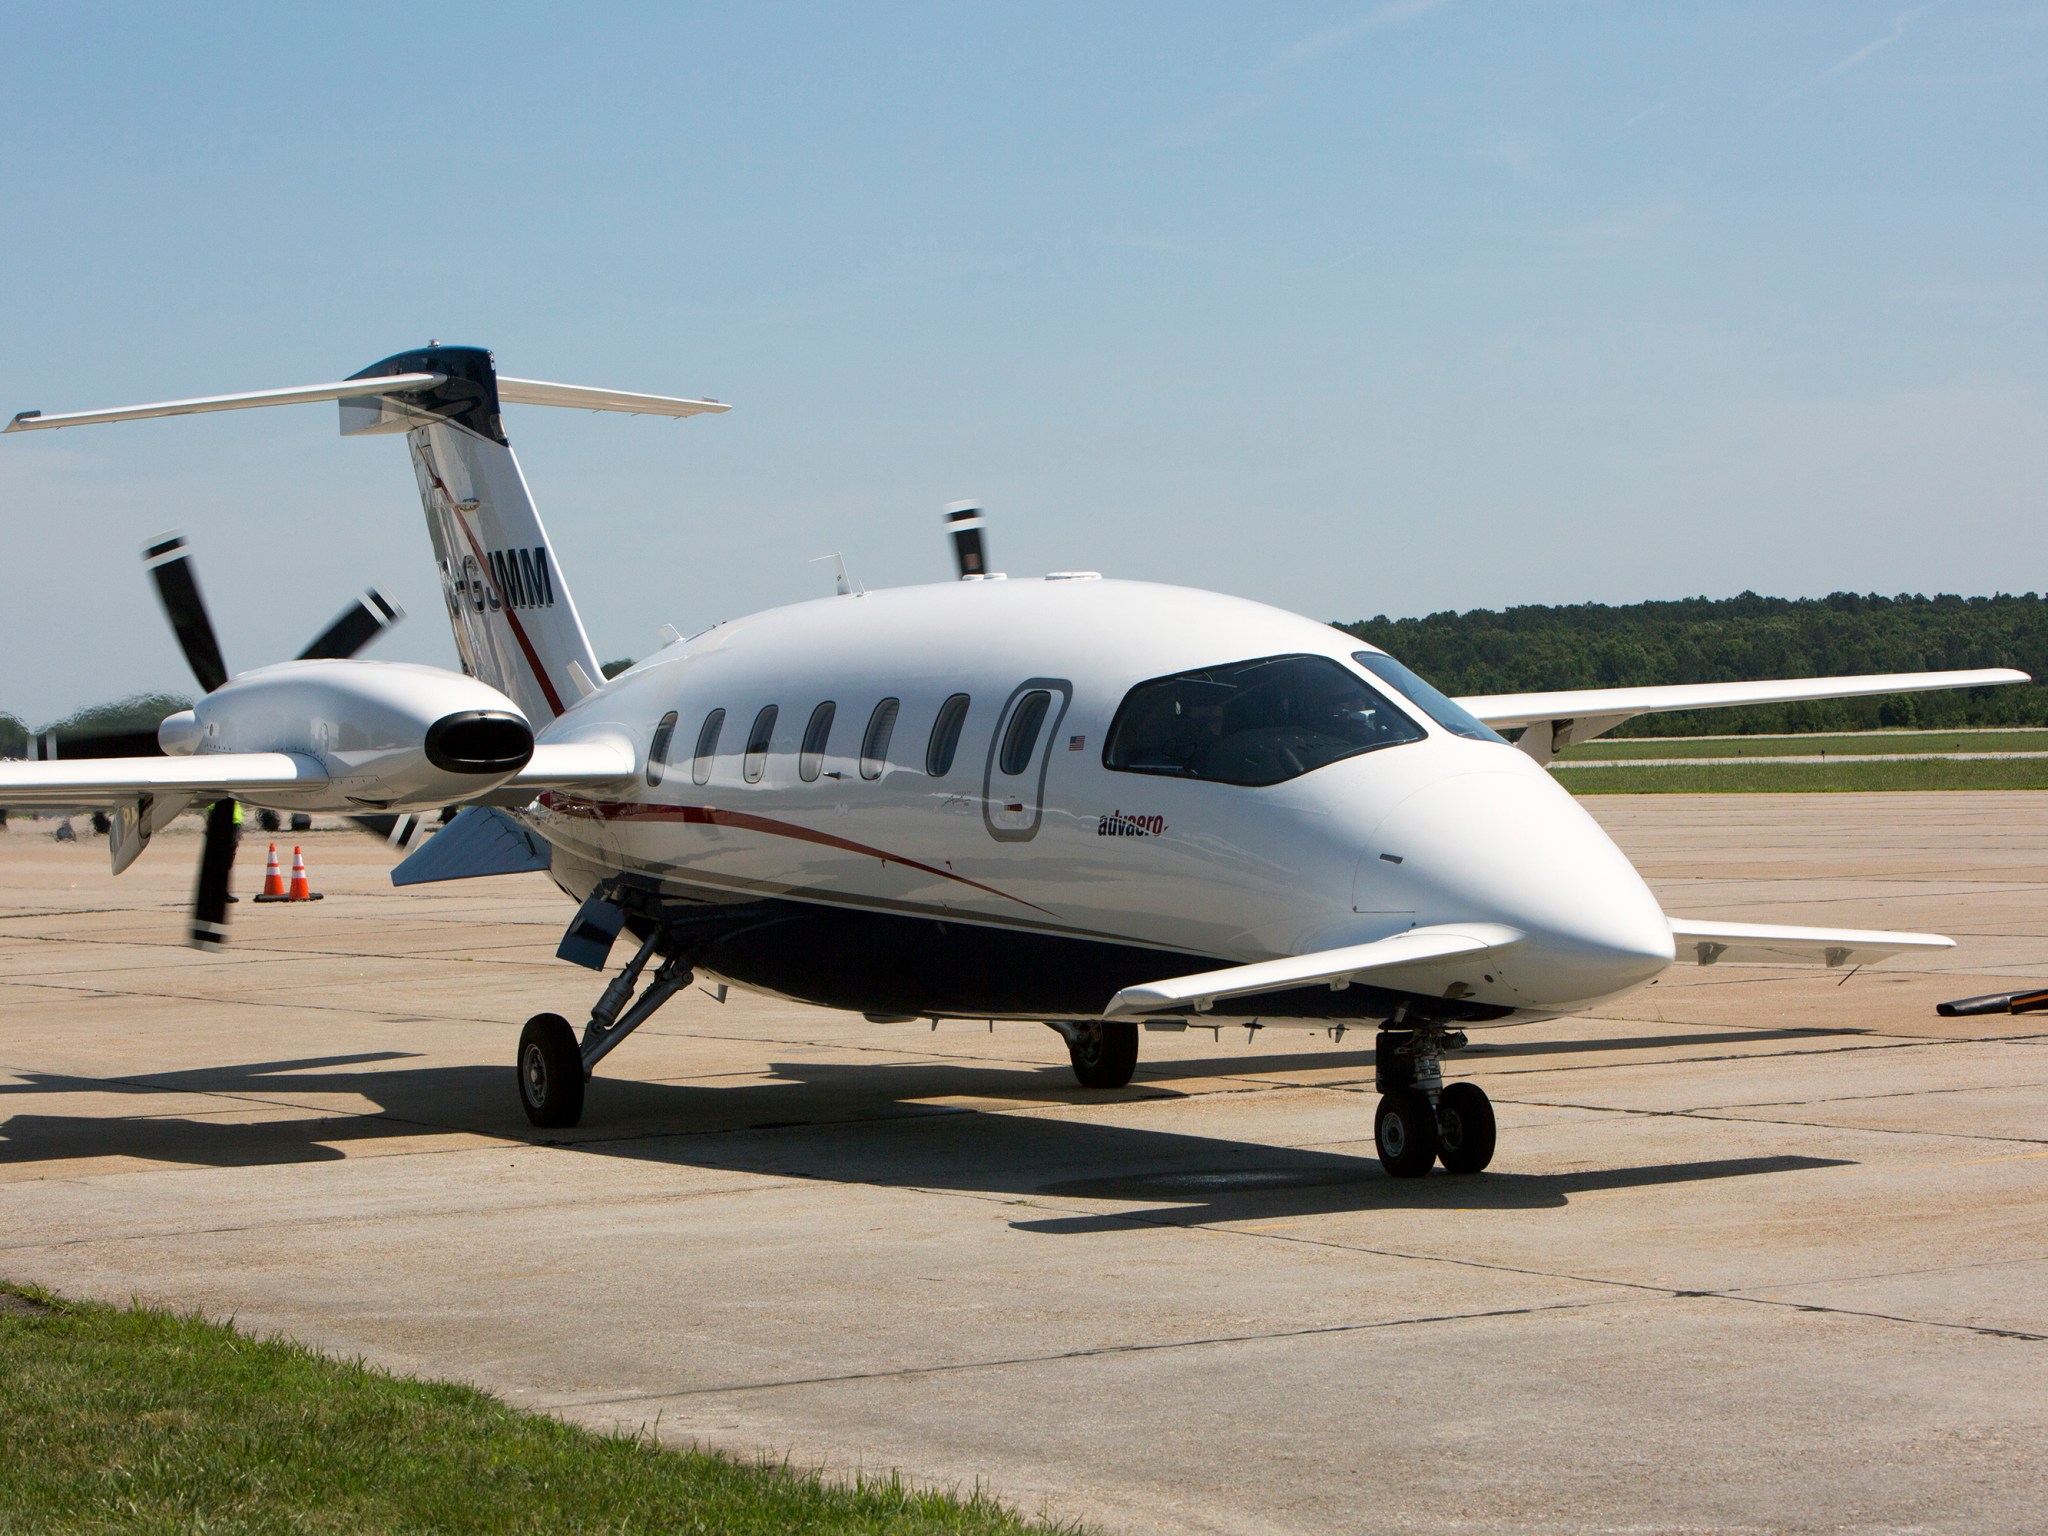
[1373,1022,1493,1178]
[518,928,693,1129]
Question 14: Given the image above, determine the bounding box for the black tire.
[1435,1081,1496,1174]
[518,1012,585,1128]
[1068,1020,1140,1089]
[1374,1087,1438,1178]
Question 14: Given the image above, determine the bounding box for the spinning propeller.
[138,534,402,949]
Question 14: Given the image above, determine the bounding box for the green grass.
[0,1284,1068,1536]
[1560,729,2048,761]
[1562,757,2048,794]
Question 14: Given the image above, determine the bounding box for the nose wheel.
[1374,1023,1495,1177]
[1374,1087,1438,1177]
[1434,1080,1496,1174]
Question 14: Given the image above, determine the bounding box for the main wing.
[0,740,635,812]
[1459,668,2030,761]
[0,752,327,809]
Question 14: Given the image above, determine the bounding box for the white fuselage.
[525,577,1676,1024]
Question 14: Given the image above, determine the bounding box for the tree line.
[0,693,193,759]
[1338,591,2048,736]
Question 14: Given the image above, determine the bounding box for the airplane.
[1,344,2029,1178]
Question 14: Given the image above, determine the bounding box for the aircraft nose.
[1368,768,1674,1005]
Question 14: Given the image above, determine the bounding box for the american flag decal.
[1068,734,1086,751]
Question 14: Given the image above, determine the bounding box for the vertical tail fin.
[3,344,726,724]
[342,347,602,721]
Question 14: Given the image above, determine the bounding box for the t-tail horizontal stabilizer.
[7,370,727,434]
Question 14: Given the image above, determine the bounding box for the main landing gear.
[1048,1020,1140,1088]
[519,929,693,1129]
[1374,1023,1494,1178]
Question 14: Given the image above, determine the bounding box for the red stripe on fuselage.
[555,798,1055,916]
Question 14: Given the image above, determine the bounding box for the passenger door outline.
[981,678,1073,842]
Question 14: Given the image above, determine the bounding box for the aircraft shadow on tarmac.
[0,1036,1853,1221]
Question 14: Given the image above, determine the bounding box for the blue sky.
[3,3,2044,721]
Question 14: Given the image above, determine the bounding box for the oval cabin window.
[743,705,778,784]
[799,701,835,783]
[692,708,725,786]
[860,698,900,781]
[646,711,678,787]
[926,693,970,777]
[999,690,1053,776]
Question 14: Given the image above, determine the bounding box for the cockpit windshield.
[1350,650,1508,744]
[1103,653,1426,786]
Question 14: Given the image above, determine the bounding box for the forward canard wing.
[1668,918,1953,968]
[1459,668,2030,762]
[1104,924,1525,1017]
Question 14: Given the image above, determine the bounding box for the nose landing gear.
[519,928,693,1129]
[1374,1022,1494,1178]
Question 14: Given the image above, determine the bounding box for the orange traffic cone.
[285,845,323,902]
[253,843,289,902]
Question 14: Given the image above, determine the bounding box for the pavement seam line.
[1494,1096,2048,1147]
[546,1297,1626,1405]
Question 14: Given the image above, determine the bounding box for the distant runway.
[3,794,2046,1534]
[1556,750,2048,767]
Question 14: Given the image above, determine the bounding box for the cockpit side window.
[1351,650,1508,744]
[1103,653,1425,787]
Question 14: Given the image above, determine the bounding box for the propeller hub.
[157,710,202,756]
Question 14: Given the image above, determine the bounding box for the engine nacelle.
[161,660,534,813]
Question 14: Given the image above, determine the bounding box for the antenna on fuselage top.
[810,551,862,596]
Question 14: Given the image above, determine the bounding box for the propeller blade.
[189,798,240,950]
[144,534,230,693]
[944,502,988,579]
[298,589,403,661]
[346,811,428,850]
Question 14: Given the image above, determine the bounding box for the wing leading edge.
[0,752,327,809]
[0,740,635,813]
